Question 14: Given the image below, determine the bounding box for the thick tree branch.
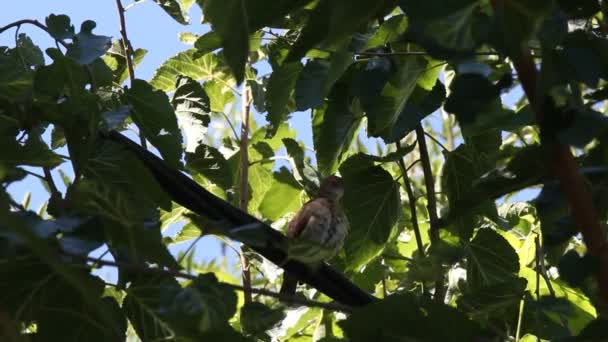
[103,131,375,307]
[492,1,608,312]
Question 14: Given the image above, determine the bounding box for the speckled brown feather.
[280,176,348,296]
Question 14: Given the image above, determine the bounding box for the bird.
[279,175,349,296]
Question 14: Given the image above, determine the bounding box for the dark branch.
[102,130,376,307]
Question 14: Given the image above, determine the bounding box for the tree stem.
[115,0,147,149]
[239,81,253,303]
[415,125,446,302]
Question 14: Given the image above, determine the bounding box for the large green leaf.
[186,144,233,191]
[465,228,519,290]
[0,50,33,101]
[102,39,147,85]
[265,61,302,137]
[204,0,249,83]
[340,294,483,341]
[151,0,189,24]
[339,154,400,271]
[287,0,392,61]
[295,46,353,111]
[381,82,446,143]
[399,0,481,58]
[171,76,211,152]
[124,272,243,341]
[354,55,428,139]
[258,167,303,220]
[441,143,498,239]
[125,79,183,168]
[150,49,232,92]
[65,21,111,65]
[45,14,76,40]
[364,14,409,50]
[0,137,63,168]
[313,79,362,175]
[240,302,285,336]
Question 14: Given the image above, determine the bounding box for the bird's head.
[318,175,344,201]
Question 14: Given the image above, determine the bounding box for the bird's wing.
[287,197,332,239]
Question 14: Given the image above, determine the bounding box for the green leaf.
[381,82,446,143]
[179,32,199,45]
[79,139,172,215]
[444,73,501,125]
[400,0,481,58]
[558,108,608,148]
[150,49,232,92]
[339,154,400,271]
[16,33,44,68]
[0,212,127,341]
[283,137,320,193]
[0,50,33,101]
[172,76,211,152]
[258,167,303,220]
[204,0,249,83]
[465,228,519,290]
[152,0,189,24]
[102,39,147,85]
[295,44,354,112]
[442,143,498,239]
[265,61,302,137]
[295,59,330,110]
[35,49,88,98]
[494,0,552,57]
[340,294,483,341]
[123,273,181,340]
[313,83,362,176]
[457,277,527,317]
[364,14,409,50]
[125,79,183,168]
[287,0,391,61]
[0,137,63,168]
[45,14,75,40]
[355,56,427,138]
[240,302,285,336]
[66,20,111,65]
[186,144,233,190]
[194,31,222,56]
[204,80,236,112]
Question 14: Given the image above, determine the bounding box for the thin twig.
[23,170,46,181]
[415,125,446,302]
[115,0,147,149]
[42,167,61,198]
[239,81,253,303]
[396,143,425,257]
[424,131,449,152]
[76,254,351,312]
[0,19,68,48]
[219,111,240,142]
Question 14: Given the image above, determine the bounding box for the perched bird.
[280,175,349,295]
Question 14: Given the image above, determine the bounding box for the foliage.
[1,0,608,341]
